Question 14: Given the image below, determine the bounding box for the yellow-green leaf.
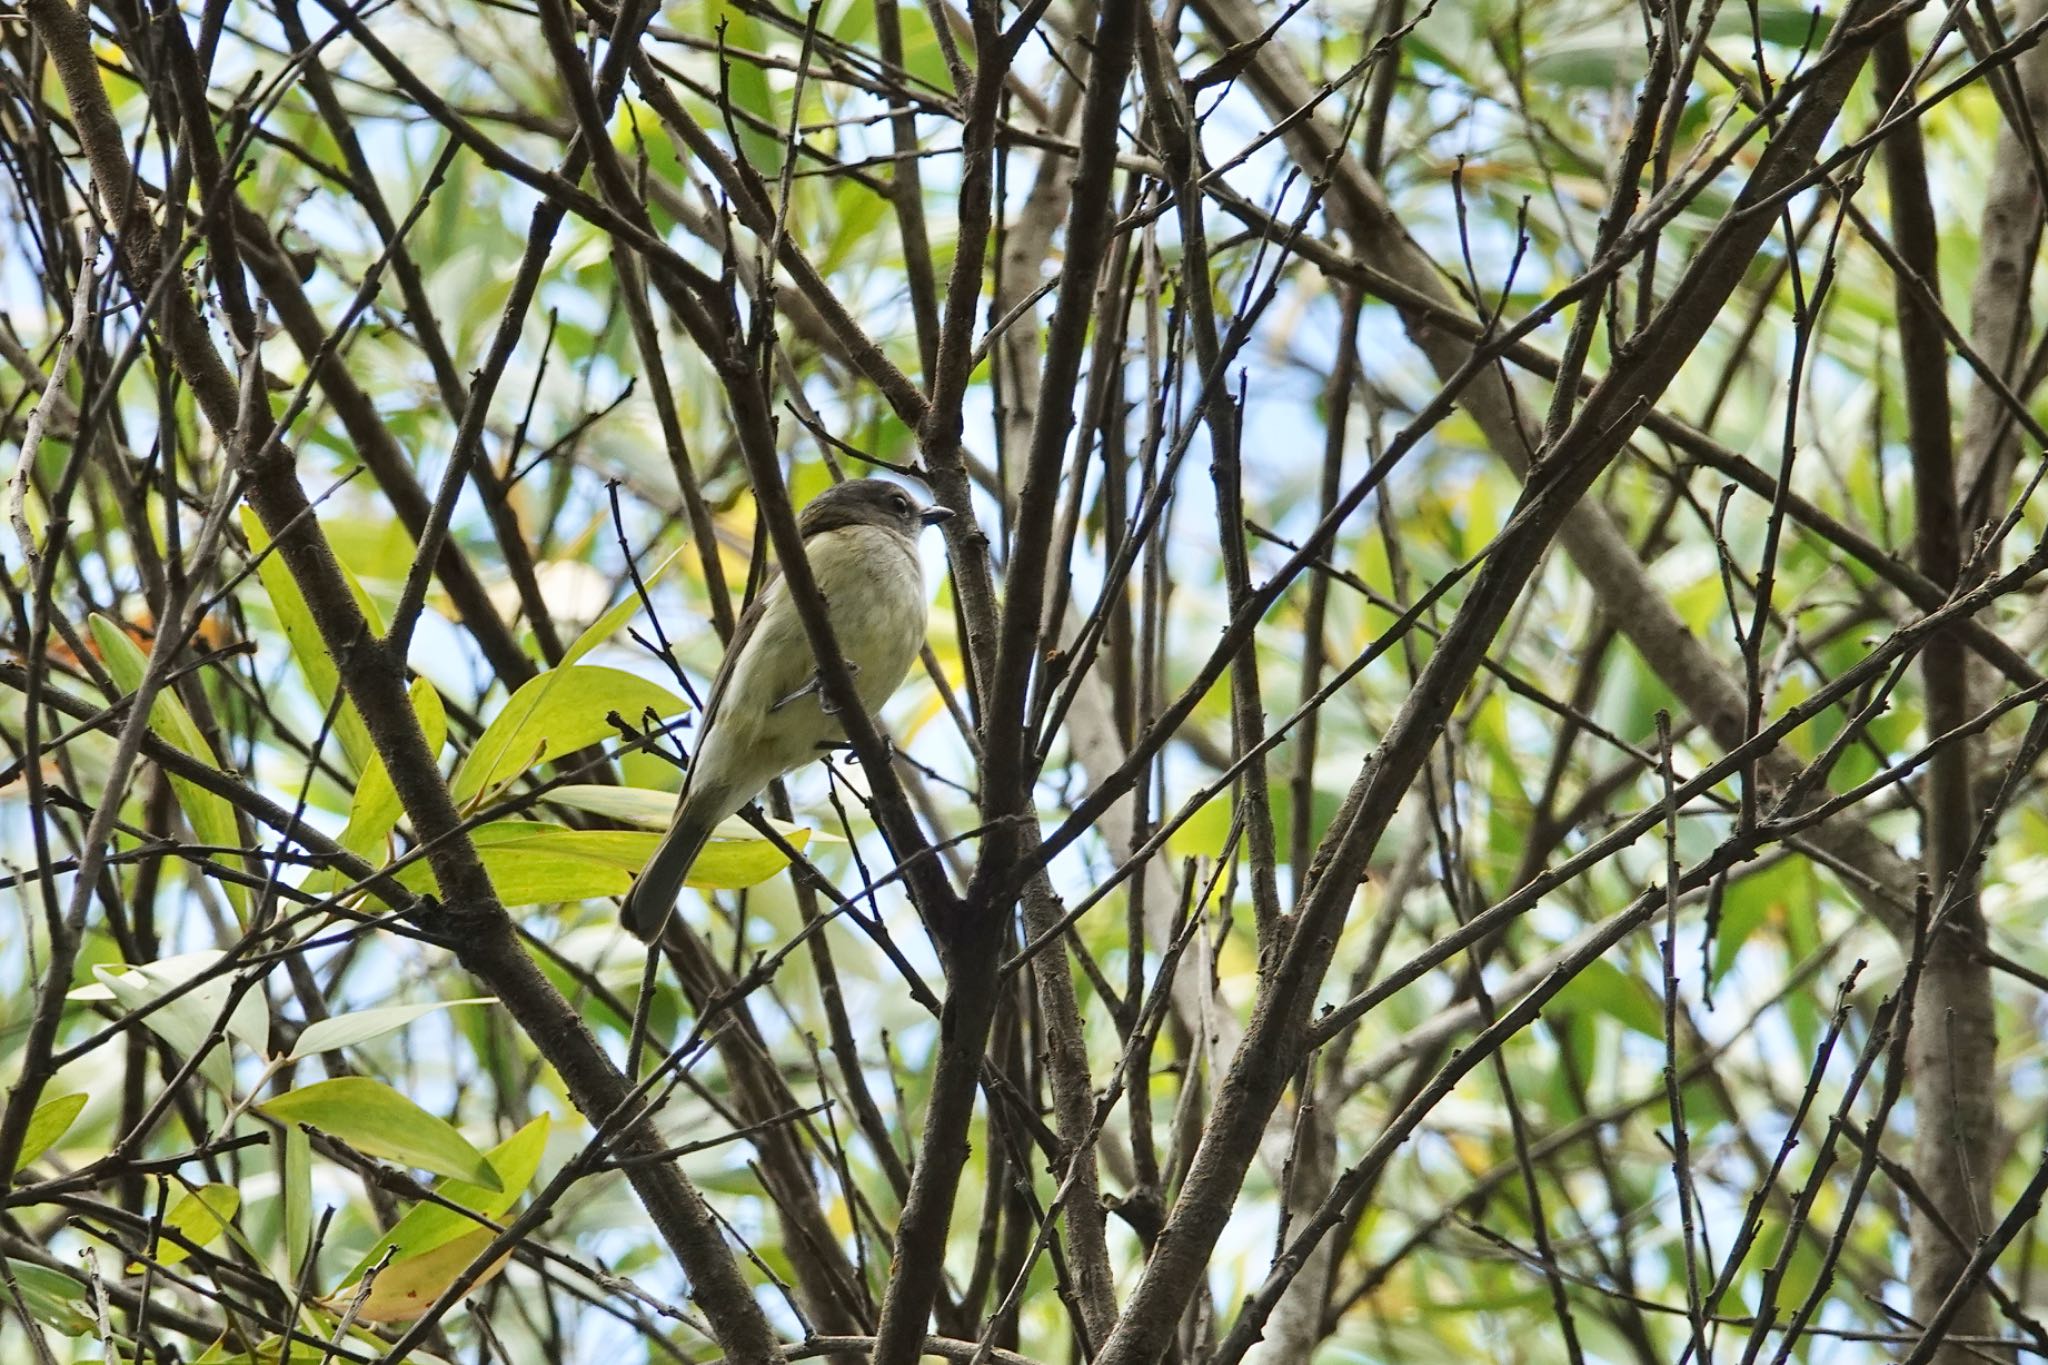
[261,1078,498,1189]
[88,615,249,919]
[321,1226,511,1323]
[345,1114,549,1285]
[239,506,376,775]
[282,1123,311,1280]
[303,675,447,901]
[1552,958,1664,1040]
[287,997,496,1063]
[340,675,446,855]
[391,820,805,905]
[562,545,685,665]
[12,1092,86,1173]
[132,1183,238,1271]
[450,666,685,807]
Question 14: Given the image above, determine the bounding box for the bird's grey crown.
[796,477,941,540]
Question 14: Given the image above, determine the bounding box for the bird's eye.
[893,493,910,514]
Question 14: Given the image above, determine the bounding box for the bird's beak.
[920,505,956,526]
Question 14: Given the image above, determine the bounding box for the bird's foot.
[842,734,897,767]
[771,662,860,714]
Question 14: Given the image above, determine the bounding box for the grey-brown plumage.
[621,479,952,941]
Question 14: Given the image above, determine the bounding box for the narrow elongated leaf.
[541,783,679,828]
[282,1124,311,1280]
[12,1092,87,1172]
[544,784,830,844]
[717,4,783,173]
[337,676,446,862]
[131,1183,238,1271]
[390,820,805,905]
[2,1259,94,1334]
[561,545,684,665]
[79,952,269,1095]
[288,998,496,1063]
[322,1227,511,1323]
[238,506,376,774]
[261,1078,499,1189]
[300,675,447,903]
[450,666,685,807]
[88,614,248,919]
[1551,958,1664,1040]
[344,1114,549,1284]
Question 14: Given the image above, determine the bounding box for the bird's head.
[797,478,954,540]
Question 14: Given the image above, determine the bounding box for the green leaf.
[1552,957,1664,1040]
[561,546,685,665]
[239,506,376,775]
[344,1114,549,1285]
[12,1092,87,1173]
[543,784,830,843]
[341,676,446,854]
[133,1183,238,1271]
[88,615,248,920]
[77,952,269,1095]
[323,1227,510,1323]
[288,998,496,1063]
[1712,4,1833,48]
[2,1258,94,1334]
[1713,859,1815,983]
[194,1338,287,1364]
[1525,40,1650,90]
[261,1078,499,1189]
[303,676,448,901]
[392,820,806,905]
[325,514,422,586]
[1166,787,1339,862]
[717,4,783,174]
[282,1124,312,1278]
[450,666,685,808]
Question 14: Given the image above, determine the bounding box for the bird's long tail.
[621,788,727,942]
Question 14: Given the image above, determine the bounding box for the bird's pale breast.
[807,524,929,712]
[707,524,927,781]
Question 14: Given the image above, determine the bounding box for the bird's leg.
[771,661,860,714]
[815,735,895,765]
[844,733,897,766]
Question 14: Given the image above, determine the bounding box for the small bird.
[621,478,953,941]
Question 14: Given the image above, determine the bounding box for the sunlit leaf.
[449,666,686,807]
[261,1078,499,1189]
[238,506,376,775]
[561,545,686,665]
[341,676,446,858]
[132,1183,238,1271]
[1165,788,1338,863]
[288,998,496,1063]
[282,1124,311,1279]
[321,1226,512,1323]
[542,784,831,844]
[391,819,804,905]
[715,3,782,173]
[344,1114,549,1284]
[78,952,269,1095]
[12,1092,87,1173]
[1551,957,1664,1040]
